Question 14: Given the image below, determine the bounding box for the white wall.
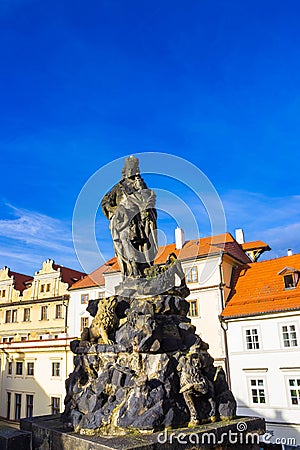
[0,339,73,420]
[226,312,300,446]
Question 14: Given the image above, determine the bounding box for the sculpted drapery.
[101,156,158,278]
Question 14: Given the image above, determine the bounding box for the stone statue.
[102,156,158,278]
[178,350,217,426]
[88,296,118,345]
[63,156,237,435]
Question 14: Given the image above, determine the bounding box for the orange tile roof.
[70,233,252,290]
[241,240,271,251]
[222,253,300,318]
[69,263,111,290]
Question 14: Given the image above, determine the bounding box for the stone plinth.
[0,423,31,450]
[21,414,265,450]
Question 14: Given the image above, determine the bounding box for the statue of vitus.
[102,156,158,278]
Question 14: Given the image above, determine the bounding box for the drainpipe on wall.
[63,296,69,381]
[218,256,232,389]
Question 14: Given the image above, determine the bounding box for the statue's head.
[122,155,140,178]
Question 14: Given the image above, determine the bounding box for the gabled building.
[221,253,300,448]
[0,260,85,422]
[69,231,268,375]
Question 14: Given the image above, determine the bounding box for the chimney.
[235,228,245,244]
[287,248,293,256]
[175,227,185,250]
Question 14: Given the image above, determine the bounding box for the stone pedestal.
[0,423,31,450]
[21,414,265,450]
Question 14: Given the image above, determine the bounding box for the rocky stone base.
[63,345,236,435]
[63,293,237,435]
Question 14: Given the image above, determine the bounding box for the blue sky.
[1,0,300,275]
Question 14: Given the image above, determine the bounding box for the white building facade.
[222,254,300,449]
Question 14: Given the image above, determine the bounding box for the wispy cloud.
[221,190,300,258]
[0,203,80,274]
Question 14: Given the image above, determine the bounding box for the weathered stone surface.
[0,425,31,450]
[21,415,266,450]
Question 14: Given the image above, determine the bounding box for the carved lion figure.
[89,296,118,345]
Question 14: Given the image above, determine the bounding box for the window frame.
[40,305,48,320]
[14,393,22,420]
[81,293,89,304]
[55,304,63,319]
[80,316,89,332]
[51,396,61,414]
[188,299,199,317]
[5,310,11,323]
[248,377,267,406]
[52,362,61,377]
[23,308,30,322]
[185,266,198,283]
[280,322,299,348]
[16,361,23,376]
[12,309,18,323]
[286,376,300,406]
[26,394,34,418]
[244,327,261,350]
[27,362,34,376]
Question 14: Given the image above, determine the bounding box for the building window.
[3,337,8,343]
[41,305,48,320]
[282,325,298,347]
[46,283,51,292]
[8,361,12,375]
[26,395,34,418]
[52,362,61,377]
[21,336,27,341]
[288,378,300,405]
[188,299,199,317]
[12,309,18,323]
[1,289,6,297]
[245,329,260,350]
[284,274,296,289]
[250,379,266,404]
[23,308,30,322]
[51,397,60,414]
[5,310,11,323]
[81,293,89,304]
[15,393,22,420]
[40,284,45,292]
[7,392,11,420]
[98,292,104,299]
[16,362,23,376]
[80,317,89,331]
[55,304,63,319]
[185,267,198,283]
[27,362,34,376]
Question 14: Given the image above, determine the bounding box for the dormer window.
[284,274,296,289]
[278,267,299,290]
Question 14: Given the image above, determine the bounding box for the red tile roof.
[52,264,86,287]
[222,253,300,319]
[70,233,252,290]
[8,270,33,293]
